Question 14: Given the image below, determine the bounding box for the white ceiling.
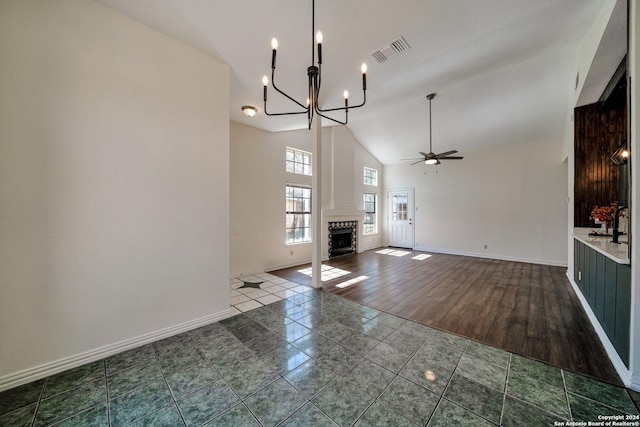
[95,0,612,165]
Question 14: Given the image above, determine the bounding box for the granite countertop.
[573,228,630,264]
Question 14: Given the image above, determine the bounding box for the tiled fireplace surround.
[328,221,358,258]
[323,206,364,260]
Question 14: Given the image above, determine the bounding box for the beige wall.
[0,0,230,388]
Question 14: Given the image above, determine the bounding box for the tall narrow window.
[363,167,378,186]
[286,185,312,244]
[286,147,312,176]
[363,193,377,235]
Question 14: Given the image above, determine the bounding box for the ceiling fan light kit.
[402,93,464,166]
[261,0,367,129]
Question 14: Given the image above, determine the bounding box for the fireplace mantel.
[323,203,365,221]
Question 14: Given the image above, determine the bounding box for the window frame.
[363,166,378,186]
[392,194,408,221]
[286,147,312,176]
[285,184,312,244]
[363,192,377,235]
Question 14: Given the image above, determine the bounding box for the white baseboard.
[358,244,384,253]
[0,308,232,392]
[565,272,632,387]
[233,259,313,278]
[630,375,640,392]
[414,246,568,267]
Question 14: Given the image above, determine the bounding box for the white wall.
[230,122,383,277]
[0,0,230,388]
[629,0,640,390]
[384,135,568,266]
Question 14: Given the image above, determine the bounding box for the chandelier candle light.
[262,0,367,129]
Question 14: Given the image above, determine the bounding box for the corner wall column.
[311,116,323,288]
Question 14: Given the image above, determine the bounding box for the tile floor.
[228,273,316,315]
[2,287,640,426]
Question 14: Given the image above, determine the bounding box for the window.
[286,185,312,244]
[363,193,377,235]
[286,147,312,176]
[392,194,408,220]
[363,167,378,186]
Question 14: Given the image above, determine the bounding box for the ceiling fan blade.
[435,150,458,157]
[401,157,424,161]
[439,156,464,160]
[410,160,425,165]
[418,152,430,158]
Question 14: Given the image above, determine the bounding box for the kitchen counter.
[573,228,630,264]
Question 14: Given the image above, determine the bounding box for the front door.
[387,189,414,248]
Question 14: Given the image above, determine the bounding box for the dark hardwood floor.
[270,248,623,386]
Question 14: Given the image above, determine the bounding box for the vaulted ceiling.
[95,0,614,164]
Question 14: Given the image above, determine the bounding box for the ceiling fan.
[402,93,463,166]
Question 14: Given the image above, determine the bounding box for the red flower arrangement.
[589,204,618,224]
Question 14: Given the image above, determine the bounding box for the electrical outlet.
[290,250,293,256]
[578,271,581,281]
[483,244,488,250]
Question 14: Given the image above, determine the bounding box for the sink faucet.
[611,205,626,244]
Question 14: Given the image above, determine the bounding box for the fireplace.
[328,221,357,258]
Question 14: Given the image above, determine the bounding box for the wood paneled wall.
[574,102,627,227]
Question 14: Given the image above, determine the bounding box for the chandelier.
[262,0,367,129]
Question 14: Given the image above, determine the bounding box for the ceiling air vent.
[371,36,411,63]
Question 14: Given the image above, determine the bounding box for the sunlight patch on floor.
[297,264,351,282]
[375,249,411,257]
[336,275,369,289]
[412,254,432,260]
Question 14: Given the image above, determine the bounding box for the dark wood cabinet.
[574,239,630,366]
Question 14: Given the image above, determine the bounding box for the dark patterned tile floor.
[1,289,638,426]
